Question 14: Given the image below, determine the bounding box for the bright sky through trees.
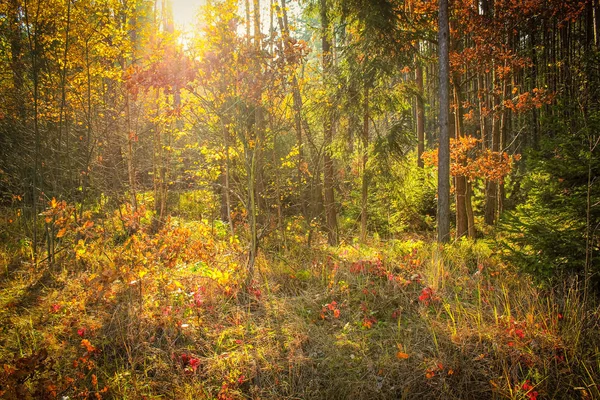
[172,0,204,31]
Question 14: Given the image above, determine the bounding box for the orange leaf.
[396,351,409,359]
[81,339,96,353]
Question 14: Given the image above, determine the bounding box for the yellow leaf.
[75,240,86,258]
[139,270,148,279]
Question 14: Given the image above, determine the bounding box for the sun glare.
[171,0,204,32]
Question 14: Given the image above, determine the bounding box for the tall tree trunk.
[498,61,511,217]
[321,0,338,245]
[9,0,25,121]
[477,74,487,147]
[466,181,475,237]
[23,0,42,264]
[244,0,264,288]
[276,0,307,218]
[224,123,234,234]
[594,0,600,48]
[124,6,139,233]
[484,73,501,225]
[245,0,251,43]
[437,0,451,242]
[152,89,165,232]
[245,139,258,289]
[416,51,425,168]
[125,94,138,233]
[453,74,469,238]
[360,81,369,242]
[253,0,266,217]
[530,20,539,149]
[57,0,71,197]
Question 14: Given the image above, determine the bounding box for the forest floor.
[0,212,599,399]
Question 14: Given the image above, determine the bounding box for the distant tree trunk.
[360,81,369,242]
[57,0,71,197]
[416,53,425,168]
[321,0,338,245]
[151,89,165,232]
[9,0,25,119]
[530,20,539,150]
[245,0,251,43]
[276,0,307,218]
[152,0,177,232]
[594,0,600,48]
[453,74,468,238]
[125,93,139,232]
[253,0,266,217]
[244,0,263,289]
[498,67,510,217]
[437,0,451,242]
[477,74,486,147]
[466,181,475,237]
[223,124,234,234]
[125,9,139,233]
[484,72,501,225]
[245,140,258,289]
[79,40,93,221]
[24,0,42,263]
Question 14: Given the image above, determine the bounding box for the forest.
[0,0,599,398]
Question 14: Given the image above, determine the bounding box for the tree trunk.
[466,181,475,237]
[498,68,510,217]
[152,89,165,232]
[484,74,501,225]
[276,0,307,218]
[223,124,234,234]
[23,0,42,264]
[594,0,600,48]
[245,141,258,289]
[437,0,451,243]
[477,74,487,148]
[360,82,369,242]
[453,74,469,238]
[416,53,425,168]
[321,0,338,245]
[530,20,539,150]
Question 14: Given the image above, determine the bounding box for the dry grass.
[0,213,599,399]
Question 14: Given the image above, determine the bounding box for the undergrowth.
[0,201,599,399]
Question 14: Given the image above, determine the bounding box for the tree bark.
[437,0,451,243]
[416,53,425,168]
[453,74,469,238]
[360,81,369,242]
[276,0,307,218]
[484,73,501,225]
[321,0,338,245]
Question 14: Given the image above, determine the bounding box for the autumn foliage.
[0,0,599,398]
[422,135,519,183]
